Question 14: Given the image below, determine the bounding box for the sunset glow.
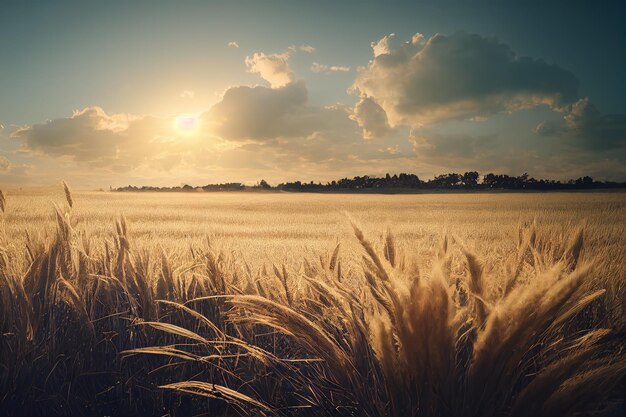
[174,114,200,136]
[0,3,624,416]
[0,1,624,188]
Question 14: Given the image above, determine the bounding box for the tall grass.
[0,186,624,416]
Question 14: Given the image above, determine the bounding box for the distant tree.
[113,171,624,193]
[430,173,461,188]
[516,173,529,188]
[462,171,479,187]
[575,176,594,187]
[483,173,496,187]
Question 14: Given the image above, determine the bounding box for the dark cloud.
[535,98,626,150]
[353,31,579,126]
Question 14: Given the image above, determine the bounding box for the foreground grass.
[0,188,624,416]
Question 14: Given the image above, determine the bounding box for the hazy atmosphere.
[1,2,625,417]
[1,1,625,188]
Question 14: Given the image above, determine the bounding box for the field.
[4,189,625,267]
[1,187,625,416]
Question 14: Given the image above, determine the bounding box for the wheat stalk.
[62,180,73,208]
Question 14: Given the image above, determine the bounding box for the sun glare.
[175,114,200,136]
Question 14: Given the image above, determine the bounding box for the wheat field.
[0,187,625,416]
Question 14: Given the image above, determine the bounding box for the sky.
[1,0,625,188]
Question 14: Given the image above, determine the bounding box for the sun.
[174,114,200,136]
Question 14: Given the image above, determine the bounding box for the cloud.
[206,80,358,142]
[196,78,420,181]
[0,155,11,171]
[310,62,351,74]
[409,33,425,46]
[6,35,624,186]
[351,96,392,139]
[289,44,316,53]
[353,31,579,127]
[371,33,396,57]
[245,51,294,88]
[199,119,419,183]
[8,101,625,184]
[7,79,378,185]
[228,41,239,48]
[12,107,134,162]
[535,98,626,150]
[408,119,626,181]
[10,107,199,171]
[0,152,33,183]
[245,45,318,87]
[207,81,308,140]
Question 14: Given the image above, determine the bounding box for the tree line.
[114,172,626,193]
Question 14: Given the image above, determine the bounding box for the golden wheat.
[0,186,623,416]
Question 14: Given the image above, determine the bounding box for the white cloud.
[245,51,294,88]
[10,107,202,171]
[228,41,239,48]
[0,155,11,171]
[409,33,425,45]
[351,96,392,139]
[8,81,383,184]
[180,90,195,99]
[0,153,31,183]
[310,62,351,74]
[371,33,395,57]
[289,44,316,53]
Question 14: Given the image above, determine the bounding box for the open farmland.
[0,188,625,416]
[3,188,625,263]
